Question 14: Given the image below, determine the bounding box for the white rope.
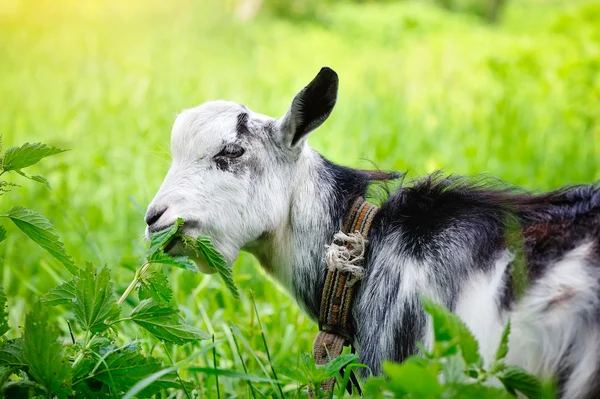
[325,231,368,284]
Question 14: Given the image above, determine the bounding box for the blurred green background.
[1,0,599,394]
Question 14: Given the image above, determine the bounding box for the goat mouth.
[164,237,178,253]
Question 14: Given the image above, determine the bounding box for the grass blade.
[250,291,285,399]
[122,367,177,399]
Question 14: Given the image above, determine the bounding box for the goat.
[145,67,600,398]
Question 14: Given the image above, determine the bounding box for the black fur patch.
[288,159,600,389]
[291,67,339,146]
[236,112,250,136]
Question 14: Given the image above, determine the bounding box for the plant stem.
[213,334,221,399]
[117,262,151,305]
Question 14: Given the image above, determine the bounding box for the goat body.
[146,68,600,398]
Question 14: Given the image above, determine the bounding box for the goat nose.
[145,206,168,226]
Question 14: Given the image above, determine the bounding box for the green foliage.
[0,289,8,337]
[276,352,362,397]
[41,278,76,306]
[0,139,75,275]
[498,366,543,399]
[182,235,240,299]
[1,142,66,172]
[495,320,511,362]
[72,264,120,333]
[137,271,173,303]
[131,298,211,344]
[0,139,224,397]
[89,342,184,398]
[145,218,183,258]
[22,302,73,398]
[1,206,78,275]
[364,298,543,398]
[0,339,24,369]
[422,296,480,365]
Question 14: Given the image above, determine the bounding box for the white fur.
[146,101,291,273]
[505,242,600,396]
[454,250,512,364]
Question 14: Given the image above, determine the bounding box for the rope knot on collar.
[325,231,368,285]
[311,197,378,396]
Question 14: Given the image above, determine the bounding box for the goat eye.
[217,145,244,159]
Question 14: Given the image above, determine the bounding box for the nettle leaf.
[41,278,76,306]
[0,226,6,243]
[0,365,13,389]
[421,296,481,365]
[92,342,181,397]
[14,169,51,189]
[130,298,210,344]
[2,206,78,275]
[138,271,173,304]
[442,354,466,384]
[495,319,511,362]
[73,264,120,333]
[498,366,542,399]
[195,236,239,299]
[382,361,443,396]
[1,142,66,172]
[146,218,183,257]
[0,287,8,336]
[148,250,197,273]
[0,338,24,368]
[22,302,72,398]
[1,379,46,398]
[318,353,359,378]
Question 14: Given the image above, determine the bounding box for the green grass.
[1,0,599,396]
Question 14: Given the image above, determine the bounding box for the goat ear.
[277,67,339,148]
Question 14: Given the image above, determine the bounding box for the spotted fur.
[146,67,600,398]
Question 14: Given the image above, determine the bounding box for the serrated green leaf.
[130,298,210,344]
[22,301,72,398]
[195,236,239,299]
[1,142,66,171]
[0,339,24,368]
[1,379,46,398]
[318,353,359,377]
[276,364,310,385]
[138,271,173,304]
[0,226,6,243]
[92,344,181,398]
[499,366,542,399]
[41,278,76,306]
[442,354,466,384]
[14,169,51,189]
[382,361,443,396]
[146,218,183,258]
[0,288,8,336]
[148,250,197,273]
[0,365,13,389]
[422,296,481,365]
[2,206,78,275]
[73,264,120,333]
[495,319,511,362]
